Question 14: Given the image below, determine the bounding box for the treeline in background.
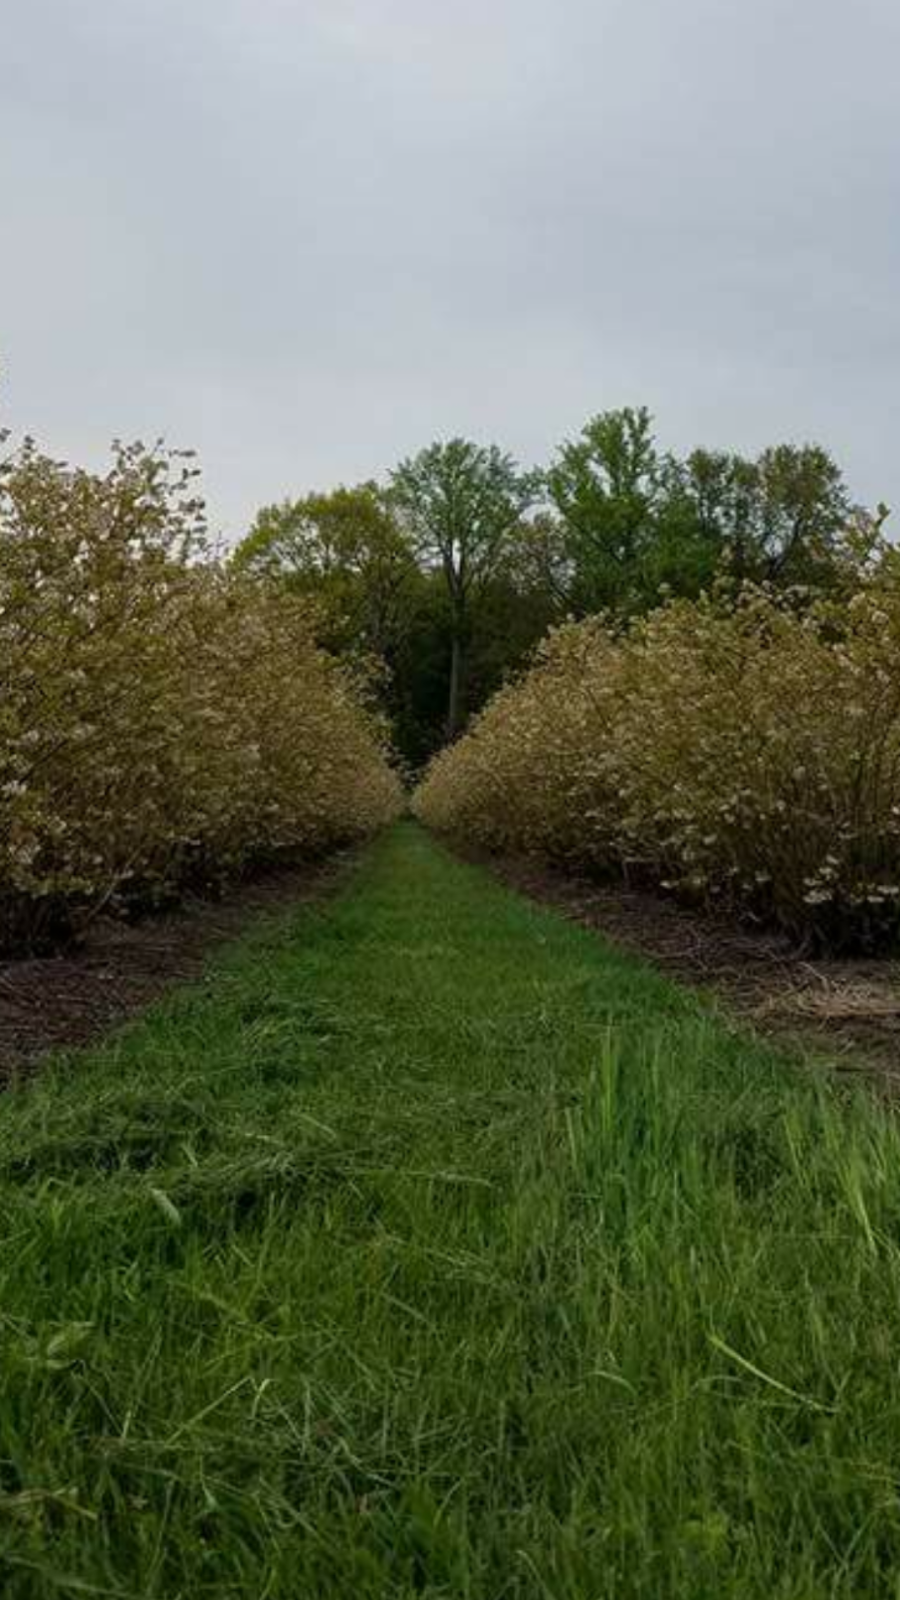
[235,405,888,768]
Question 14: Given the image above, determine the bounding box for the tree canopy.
[236,409,888,767]
[390,440,540,737]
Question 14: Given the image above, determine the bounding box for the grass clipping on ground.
[1,825,899,1597]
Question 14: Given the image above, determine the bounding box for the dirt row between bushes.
[458,847,900,1088]
[0,849,358,1080]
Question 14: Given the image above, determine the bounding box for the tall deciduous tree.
[668,443,853,588]
[547,408,863,612]
[233,484,416,658]
[752,443,851,584]
[545,406,660,612]
[390,439,539,738]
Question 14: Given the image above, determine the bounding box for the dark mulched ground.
[0,850,357,1081]
[464,848,900,1087]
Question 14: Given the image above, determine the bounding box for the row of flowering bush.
[0,435,402,953]
[415,586,900,951]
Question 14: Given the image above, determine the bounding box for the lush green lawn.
[3,824,900,1597]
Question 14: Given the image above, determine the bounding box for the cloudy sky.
[2,0,897,540]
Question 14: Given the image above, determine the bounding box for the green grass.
[3,823,900,1597]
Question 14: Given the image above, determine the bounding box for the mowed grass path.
[4,825,900,1597]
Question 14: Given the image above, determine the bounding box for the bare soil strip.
[0,850,357,1078]
[464,848,900,1084]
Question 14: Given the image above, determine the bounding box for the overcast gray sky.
[2,0,898,541]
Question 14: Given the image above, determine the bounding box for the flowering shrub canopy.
[0,436,401,952]
[415,585,900,951]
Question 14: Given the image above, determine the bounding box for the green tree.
[509,512,575,615]
[390,439,539,738]
[667,443,854,590]
[646,449,759,600]
[233,483,416,658]
[545,406,660,613]
[547,410,862,613]
[751,443,851,585]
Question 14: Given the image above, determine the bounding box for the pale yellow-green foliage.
[415,587,900,948]
[0,437,401,948]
